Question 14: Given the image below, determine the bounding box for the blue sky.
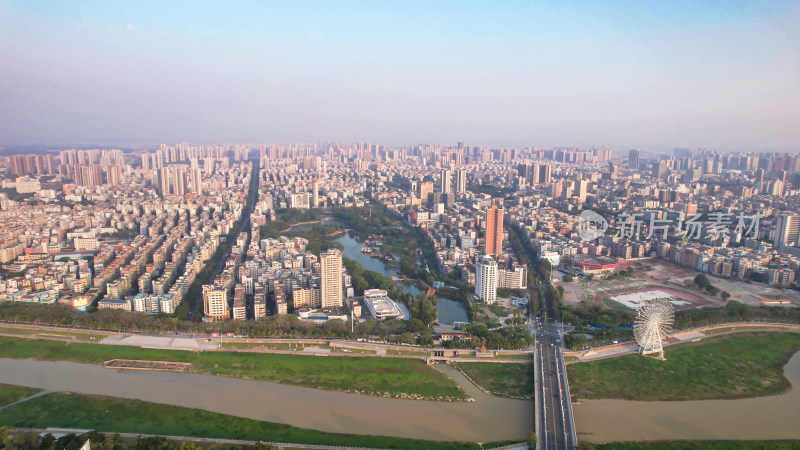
[1,1,798,151]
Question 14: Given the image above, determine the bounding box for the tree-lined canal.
[334,232,469,325]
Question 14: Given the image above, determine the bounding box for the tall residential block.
[485,204,504,257]
[774,214,800,249]
[320,248,343,308]
[629,149,640,170]
[456,169,467,193]
[475,255,498,304]
[312,177,319,207]
[441,169,452,194]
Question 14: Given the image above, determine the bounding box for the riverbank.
[0,383,41,407]
[568,332,800,401]
[573,337,800,442]
[454,362,534,399]
[0,358,534,442]
[0,390,513,449]
[0,336,467,401]
[590,441,800,449]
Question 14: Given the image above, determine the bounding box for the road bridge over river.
[532,319,577,449]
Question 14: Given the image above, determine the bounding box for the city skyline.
[2,1,799,151]
[2,2,800,447]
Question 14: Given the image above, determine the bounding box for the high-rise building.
[203,285,228,320]
[312,178,319,207]
[173,166,186,195]
[575,179,588,201]
[191,168,203,194]
[456,169,467,194]
[441,169,452,194]
[419,181,434,202]
[485,204,504,257]
[320,249,343,308]
[774,214,800,249]
[106,165,122,186]
[538,164,552,184]
[629,149,640,170]
[654,160,668,180]
[475,255,498,304]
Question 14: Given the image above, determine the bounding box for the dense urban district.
[2,142,800,449]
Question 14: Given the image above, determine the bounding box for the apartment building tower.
[320,248,343,308]
[485,204,504,257]
[475,255,498,304]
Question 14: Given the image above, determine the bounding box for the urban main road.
[532,319,577,449]
[190,158,260,318]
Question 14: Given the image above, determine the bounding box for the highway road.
[532,319,577,449]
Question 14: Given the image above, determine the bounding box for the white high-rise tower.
[320,249,343,308]
[475,255,498,304]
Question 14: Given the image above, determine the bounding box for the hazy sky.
[1,1,798,152]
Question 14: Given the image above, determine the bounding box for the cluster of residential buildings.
[3,141,800,322]
[0,145,250,313]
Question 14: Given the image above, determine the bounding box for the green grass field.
[0,336,465,400]
[567,332,800,401]
[0,392,500,449]
[0,383,41,407]
[456,363,534,399]
[591,440,800,449]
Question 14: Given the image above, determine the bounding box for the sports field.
[600,288,700,311]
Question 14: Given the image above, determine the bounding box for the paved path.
[0,390,52,411]
[12,427,529,450]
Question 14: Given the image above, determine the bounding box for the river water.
[0,358,533,442]
[574,350,800,442]
[333,232,469,325]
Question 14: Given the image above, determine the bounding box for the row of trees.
[563,300,800,350]
[441,324,533,350]
[674,299,800,328]
[564,298,796,331]
[693,274,731,300]
[0,427,274,450]
[506,223,547,319]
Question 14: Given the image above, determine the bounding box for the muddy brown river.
[574,350,800,442]
[4,352,800,443]
[0,359,532,442]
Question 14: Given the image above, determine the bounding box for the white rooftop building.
[362,289,406,320]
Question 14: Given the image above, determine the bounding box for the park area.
[567,332,800,401]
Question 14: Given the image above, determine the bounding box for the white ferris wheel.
[633,297,675,359]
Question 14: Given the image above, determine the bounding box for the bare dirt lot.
[559,258,800,309]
